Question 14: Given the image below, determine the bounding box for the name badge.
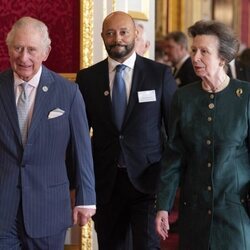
[137,90,156,103]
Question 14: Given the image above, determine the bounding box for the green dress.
[157,79,250,250]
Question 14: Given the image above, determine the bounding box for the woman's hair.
[6,16,51,50]
[188,20,240,63]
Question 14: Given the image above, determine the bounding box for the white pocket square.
[48,108,65,119]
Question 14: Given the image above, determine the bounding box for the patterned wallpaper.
[0,0,80,73]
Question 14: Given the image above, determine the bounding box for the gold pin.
[208,103,215,109]
[104,91,109,96]
[236,88,243,97]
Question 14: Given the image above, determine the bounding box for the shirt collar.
[108,52,136,73]
[14,66,42,89]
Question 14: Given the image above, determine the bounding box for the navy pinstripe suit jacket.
[0,66,96,238]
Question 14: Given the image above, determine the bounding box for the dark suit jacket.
[235,60,250,82]
[76,54,177,205]
[175,57,200,87]
[0,66,96,238]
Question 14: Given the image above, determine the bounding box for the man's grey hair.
[6,16,51,49]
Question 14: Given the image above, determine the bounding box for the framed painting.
[127,0,149,20]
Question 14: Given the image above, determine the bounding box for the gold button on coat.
[208,103,215,109]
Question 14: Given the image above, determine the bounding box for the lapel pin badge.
[104,90,109,96]
[42,86,48,92]
[236,88,243,97]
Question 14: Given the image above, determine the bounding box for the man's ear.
[135,29,139,40]
[43,46,51,62]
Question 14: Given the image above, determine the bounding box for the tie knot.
[20,81,29,91]
[116,64,126,73]
[19,82,29,100]
[21,81,28,87]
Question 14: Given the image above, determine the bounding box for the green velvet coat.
[157,79,250,250]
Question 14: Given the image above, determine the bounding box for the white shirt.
[229,59,237,79]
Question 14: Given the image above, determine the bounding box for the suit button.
[207,186,212,191]
[210,94,215,99]
[208,209,212,215]
[207,116,212,122]
[119,135,124,140]
[206,139,211,145]
[207,162,212,168]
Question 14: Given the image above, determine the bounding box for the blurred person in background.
[134,22,151,56]
[163,31,200,87]
[227,47,250,82]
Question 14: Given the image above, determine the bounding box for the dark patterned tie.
[17,82,29,145]
[112,64,127,131]
[173,67,177,77]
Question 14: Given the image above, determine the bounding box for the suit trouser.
[93,168,160,250]
[0,204,66,250]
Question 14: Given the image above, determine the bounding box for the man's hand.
[155,210,169,240]
[73,207,96,227]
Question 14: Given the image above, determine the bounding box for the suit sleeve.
[161,66,177,135]
[68,84,96,206]
[75,71,92,129]
[157,91,185,211]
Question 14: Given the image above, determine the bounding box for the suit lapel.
[98,59,117,129]
[0,69,22,142]
[101,60,112,114]
[122,56,145,128]
[28,66,54,139]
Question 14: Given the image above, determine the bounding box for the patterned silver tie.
[17,82,29,145]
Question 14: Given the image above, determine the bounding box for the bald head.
[101,11,137,62]
[102,11,135,32]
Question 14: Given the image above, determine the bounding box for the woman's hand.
[155,210,169,240]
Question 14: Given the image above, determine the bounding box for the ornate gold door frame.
[79,1,94,248]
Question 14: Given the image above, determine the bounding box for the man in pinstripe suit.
[0,17,96,250]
